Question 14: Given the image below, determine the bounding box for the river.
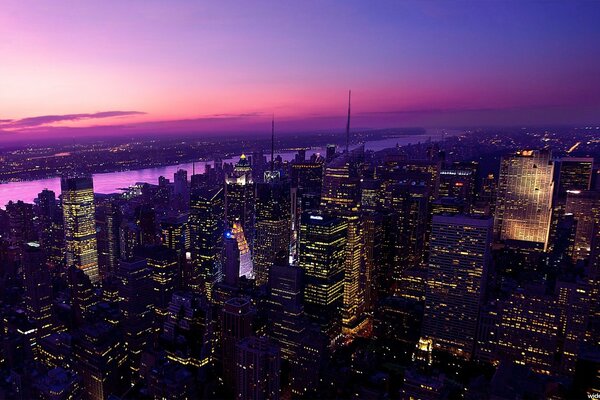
[0,130,457,207]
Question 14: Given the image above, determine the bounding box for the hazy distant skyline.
[2,0,600,142]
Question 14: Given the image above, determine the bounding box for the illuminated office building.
[340,213,365,335]
[430,197,466,216]
[289,330,328,397]
[160,214,189,252]
[320,147,367,335]
[361,211,383,311]
[496,281,591,376]
[267,263,305,360]
[22,242,55,347]
[36,189,65,271]
[298,212,347,338]
[137,245,179,326]
[320,149,361,214]
[61,176,100,284]
[74,322,127,400]
[494,150,554,250]
[235,336,281,400]
[384,182,429,273]
[95,199,122,278]
[225,154,255,251]
[69,265,99,326]
[380,158,440,202]
[290,159,324,260]
[291,158,323,195]
[497,290,561,375]
[119,220,141,261]
[474,173,497,216]
[556,280,592,375]
[161,291,213,368]
[421,215,492,359]
[189,186,225,297]
[134,204,157,246]
[557,157,594,198]
[438,161,478,208]
[32,367,82,400]
[565,190,600,261]
[6,200,36,249]
[116,257,154,378]
[254,180,291,286]
[359,178,383,212]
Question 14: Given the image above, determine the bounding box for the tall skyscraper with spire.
[61,176,100,284]
[319,93,368,335]
[346,89,351,153]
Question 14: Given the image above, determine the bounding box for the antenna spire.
[271,114,275,172]
[346,90,351,153]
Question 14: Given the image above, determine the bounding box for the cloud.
[207,112,266,118]
[0,111,145,129]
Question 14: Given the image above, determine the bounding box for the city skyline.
[1,2,600,399]
[2,1,600,144]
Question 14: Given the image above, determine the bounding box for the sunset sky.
[1,0,600,141]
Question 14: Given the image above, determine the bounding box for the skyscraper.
[221,297,254,388]
[340,213,365,335]
[22,242,54,347]
[116,257,154,379]
[61,176,100,284]
[421,215,492,359]
[565,190,600,261]
[161,291,213,368]
[137,245,180,325]
[438,161,478,209]
[557,157,594,198]
[235,336,281,400]
[232,222,253,278]
[223,229,241,287]
[320,148,362,214]
[35,189,65,271]
[290,157,324,261]
[226,155,255,251]
[254,180,291,286]
[298,212,347,338]
[74,322,127,400]
[6,200,36,249]
[494,150,554,250]
[189,186,225,297]
[320,146,367,335]
[160,214,189,253]
[174,168,189,209]
[497,289,561,375]
[95,198,122,278]
[267,263,305,359]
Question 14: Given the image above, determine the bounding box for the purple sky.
[1,1,600,143]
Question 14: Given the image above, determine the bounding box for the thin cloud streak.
[0,111,146,129]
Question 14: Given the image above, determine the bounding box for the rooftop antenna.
[346,90,351,153]
[271,114,275,172]
[192,161,195,176]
